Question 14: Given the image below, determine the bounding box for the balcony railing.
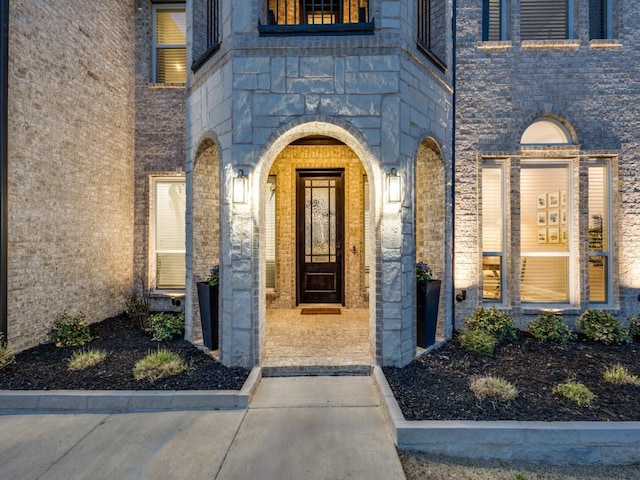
[259,0,374,35]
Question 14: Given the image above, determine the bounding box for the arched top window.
[521,119,572,145]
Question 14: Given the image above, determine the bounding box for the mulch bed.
[383,333,640,421]
[0,314,249,391]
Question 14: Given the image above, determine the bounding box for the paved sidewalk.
[0,376,405,480]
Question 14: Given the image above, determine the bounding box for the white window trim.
[588,158,613,305]
[520,159,575,307]
[482,159,507,305]
[150,176,186,292]
[152,3,186,84]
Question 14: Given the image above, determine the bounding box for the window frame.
[152,2,187,84]
[589,0,614,40]
[417,0,447,72]
[192,0,221,73]
[482,0,507,41]
[150,176,187,291]
[481,160,507,304]
[587,158,613,305]
[519,0,574,41]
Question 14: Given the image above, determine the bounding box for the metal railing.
[264,0,369,27]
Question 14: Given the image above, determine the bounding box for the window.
[266,177,276,289]
[482,0,507,41]
[589,0,613,39]
[588,159,612,303]
[207,0,220,49]
[417,0,447,70]
[520,0,571,40]
[152,178,186,289]
[153,4,186,83]
[260,0,372,33]
[482,161,505,302]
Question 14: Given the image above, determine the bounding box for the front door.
[296,169,344,304]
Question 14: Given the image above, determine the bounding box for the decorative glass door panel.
[297,170,344,304]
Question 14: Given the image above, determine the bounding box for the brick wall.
[455,0,640,327]
[7,0,135,350]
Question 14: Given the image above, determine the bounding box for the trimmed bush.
[470,375,518,402]
[133,349,187,383]
[577,309,630,345]
[49,312,94,347]
[466,306,517,342]
[459,328,498,356]
[629,316,640,339]
[528,311,576,343]
[553,381,595,406]
[67,349,107,371]
[147,312,184,341]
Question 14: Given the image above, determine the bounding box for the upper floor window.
[192,0,221,72]
[153,3,187,83]
[259,0,373,34]
[589,0,613,39]
[482,0,507,41]
[520,0,572,40]
[417,0,447,71]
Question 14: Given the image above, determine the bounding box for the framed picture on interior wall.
[548,210,559,225]
[537,194,547,209]
[548,191,560,208]
[561,190,567,206]
[548,227,560,244]
[561,209,567,225]
[561,227,568,244]
[537,228,547,244]
[537,211,547,226]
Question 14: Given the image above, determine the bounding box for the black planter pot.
[416,280,441,348]
[196,282,219,350]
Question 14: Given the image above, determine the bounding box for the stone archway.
[415,137,446,342]
[186,137,220,343]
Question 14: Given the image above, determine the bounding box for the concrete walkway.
[0,376,405,480]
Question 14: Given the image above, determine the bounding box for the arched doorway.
[255,123,380,368]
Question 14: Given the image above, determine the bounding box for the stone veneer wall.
[7,0,135,351]
[454,0,640,327]
[268,144,368,309]
[134,0,186,311]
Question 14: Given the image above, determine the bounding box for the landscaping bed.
[383,333,640,421]
[0,314,249,391]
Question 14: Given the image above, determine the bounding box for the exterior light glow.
[233,169,248,204]
[387,168,401,203]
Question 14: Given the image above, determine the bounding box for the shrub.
[466,306,517,342]
[126,293,150,330]
[67,349,107,371]
[0,334,14,370]
[528,311,576,343]
[147,312,184,341]
[49,312,93,347]
[553,381,595,406]
[577,309,631,345]
[629,316,640,339]
[470,375,518,402]
[603,364,640,386]
[459,328,498,356]
[133,349,187,382]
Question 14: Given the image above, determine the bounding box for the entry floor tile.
[263,308,374,367]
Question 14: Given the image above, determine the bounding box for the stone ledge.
[0,367,262,413]
[373,366,640,465]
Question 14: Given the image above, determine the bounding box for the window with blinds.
[154,4,187,83]
[154,179,186,289]
[520,0,568,40]
[589,0,612,39]
[588,160,611,303]
[482,0,504,41]
[520,163,570,303]
[266,177,276,289]
[482,162,504,302]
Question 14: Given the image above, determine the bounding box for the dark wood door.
[296,169,344,304]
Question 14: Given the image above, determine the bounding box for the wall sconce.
[387,168,401,203]
[233,169,248,204]
[456,290,467,302]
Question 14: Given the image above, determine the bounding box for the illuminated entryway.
[262,135,374,365]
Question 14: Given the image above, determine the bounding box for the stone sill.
[477,40,512,50]
[146,83,186,91]
[590,39,623,49]
[522,39,580,50]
